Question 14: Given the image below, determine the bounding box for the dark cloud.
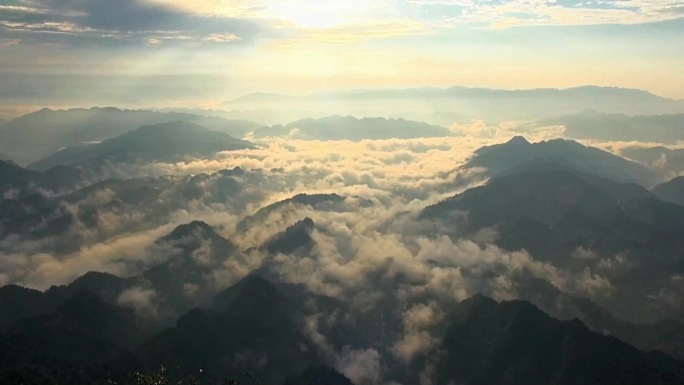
[0,0,262,47]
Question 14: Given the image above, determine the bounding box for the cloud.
[408,0,684,27]
[0,129,658,384]
[335,347,383,385]
[117,286,159,317]
[0,0,262,47]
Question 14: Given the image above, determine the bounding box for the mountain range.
[462,136,660,187]
[3,124,684,385]
[0,107,261,165]
[0,159,83,196]
[226,86,684,120]
[229,86,677,104]
[28,121,254,171]
[253,116,452,140]
[535,110,684,143]
[437,295,684,385]
[621,146,684,176]
[423,158,684,322]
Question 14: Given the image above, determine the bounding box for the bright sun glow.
[265,0,371,28]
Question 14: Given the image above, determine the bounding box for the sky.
[0,0,683,113]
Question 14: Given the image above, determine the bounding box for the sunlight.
[265,0,372,28]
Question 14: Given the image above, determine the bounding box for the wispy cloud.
[407,0,684,27]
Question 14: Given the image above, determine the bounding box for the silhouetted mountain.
[29,121,254,171]
[464,136,659,187]
[422,160,684,322]
[228,86,684,120]
[263,217,315,255]
[423,160,654,229]
[233,86,674,104]
[237,193,346,232]
[653,176,684,207]
[253,115,452,140]
[537,110,684,142]
[283,366,354,385]
[0,285,61,332]
[0,107,261,165]
[517,277,684,362]
[0,291,140,381]
[47,271,132,305]
[424,159,684,258]
[436,296,684,385]
[131,221,239,318]
[0,159,83,195]
[136,274,319,384]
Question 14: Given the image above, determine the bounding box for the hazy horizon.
[1,0,683,117]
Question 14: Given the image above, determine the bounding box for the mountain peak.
[506,136,531,145]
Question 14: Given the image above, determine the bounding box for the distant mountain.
[423,160,654,235]
[0,107,261,164]
[29,121,254,171]
[436,296,684,385]
[464,136,660,187]
[227,86,684,120]
[237,193,346,232]
[262,217,315,255]
[231,86,674,104]
[536,110,684,142]
[421,160,684,322]
[516,277,684,362]
[621,146,684,175]
[0,159,83,195]
[653,176,684,207]
[253,115,452,140]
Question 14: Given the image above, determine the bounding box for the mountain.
[0,291,141,384]
[621,146,684,175]
[516,277,684,362]
[436,296,684,385]
[136,274,320,384]
[0,285,61,332]
[536,110,684,143]
[0,107,261,164]
[464,136,660,187]
[424,160,654,239]
[142,221,240,317]
[0,159,83,195]
[421,160,684,322]
[29,121,254,171]
[237,193,346,232]
[253,115,452,140]
[226,86,684,120]
[56,221,242,320]
[262,217,315,255]
[653,176,684,207]
[231,86,674,104]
